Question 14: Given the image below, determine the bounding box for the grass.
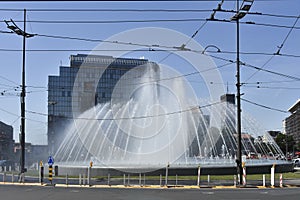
[2,170,299,181]
[93,172,300,181]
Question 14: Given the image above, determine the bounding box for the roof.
[288,99,300,113]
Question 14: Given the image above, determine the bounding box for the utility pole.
[208,0,254,186]
[20,9,27,174]
[5,9,35,174]
[235,0,243,185]
[230,0,254,186]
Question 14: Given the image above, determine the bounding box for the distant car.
[293,158,300,167]
[247,152,258,159]
[0,160,7,166]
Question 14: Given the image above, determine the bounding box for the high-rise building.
[285,99,300,149]
[219,93,236,157]
[47,54,155,154]
[0,121,14,161]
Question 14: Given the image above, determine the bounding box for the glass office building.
[47,54,155,154]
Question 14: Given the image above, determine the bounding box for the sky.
[0,0,299,145]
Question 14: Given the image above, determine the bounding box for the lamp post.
[5,9,35,174]
[48,101,57,155]
[230,0,254,185]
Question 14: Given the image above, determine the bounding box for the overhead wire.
[26,101,223,121]
[0,48,300,58]
[241,62,300,82]
[3,18,299,30]
[243,13,300,82]
[0,7,299,19]
[0,8,212,12]
[1,6,298,114]
[243,85,300,90]
[3,27,299,87]
[241,98,289,114]
[0,107,46,124]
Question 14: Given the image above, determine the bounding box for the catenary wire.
[241,98,289,114]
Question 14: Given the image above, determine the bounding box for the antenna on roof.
[226,82,229,93]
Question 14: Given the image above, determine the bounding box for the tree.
[275,133,295,154]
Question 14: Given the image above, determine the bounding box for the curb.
[1,182,299,189]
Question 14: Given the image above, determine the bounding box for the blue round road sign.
[48,156,54,166]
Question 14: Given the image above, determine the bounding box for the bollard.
[87,167,91,186]
[83,174,86,185]
[127,174,130,186]
[19,173,25,183]
[66,174,68,185]
[3,172,6,183]
[159,174,162,186]
[207,175,210,186]
[123,174,126,186]
[175,174,178,187]
[237,174,240,185]
[143,174,146,186]
[271,164,275,187]
[108,173,110,186]
[242,162,246,186]
[54,165,58,176]
[79,174,82,185]
[165,163,169,186]
[262,174,266,187]
[48,165,53,184]
[197,166,201,187]
[11,173,14,183]
[139,173,142,186]
[234,174,237,186]
[280,174,283,187]
[242,167,246,186]
[40,166,44,184]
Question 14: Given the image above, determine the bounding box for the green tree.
[275,133,295,154]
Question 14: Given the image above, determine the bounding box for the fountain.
[54,62,293,176]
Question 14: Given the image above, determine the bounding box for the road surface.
[0,184,299,200]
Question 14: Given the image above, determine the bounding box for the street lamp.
[5,9,35,174]
[48,101,57,155]
[230,0,254,186]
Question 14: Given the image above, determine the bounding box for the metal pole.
[235,0,243,185]
[159,174,162,186]
[139,173,141,186]
[165,164,169,186]
[107,173,110,186]
[197,166,201,187]
[123,174,126,186]
[88,167,91,186]
[20,9,26,174]
[79,174,82,185]
[285,134,288,158]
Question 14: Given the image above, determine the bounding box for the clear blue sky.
[0,0,299,145]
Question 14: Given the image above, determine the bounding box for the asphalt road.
[0,185,299,200]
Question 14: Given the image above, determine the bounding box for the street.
[0,184,299,200]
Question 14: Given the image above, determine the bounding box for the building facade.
[0,121,14,161]
[48,54,155,154]
[219,93,236,157]
[285,99,300,149]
